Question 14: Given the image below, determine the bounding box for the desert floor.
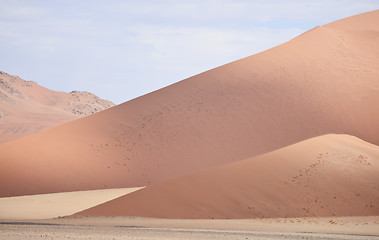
[1,216,378,240]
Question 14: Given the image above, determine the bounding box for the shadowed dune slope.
[76,134,379,219]
[1,11,379,197]
[0,71,115,143]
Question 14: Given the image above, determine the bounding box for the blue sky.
[1,0,378,104]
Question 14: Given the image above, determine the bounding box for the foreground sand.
[0,187,142,220]
[1,216,378,239]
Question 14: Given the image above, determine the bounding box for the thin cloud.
[129,25,302,72]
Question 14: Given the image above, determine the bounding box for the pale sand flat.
[1,216,378,239]
[0,187,143,220]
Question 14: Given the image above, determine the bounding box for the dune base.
[1,216,378,239]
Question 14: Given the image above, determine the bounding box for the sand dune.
[1,11,379,197]
[0,187,142,220]
[0,71,114,143]
[76,134,379,219]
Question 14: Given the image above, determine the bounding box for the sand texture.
[75,134,379,219]
[1,11,379,198]
[1,216,378,239]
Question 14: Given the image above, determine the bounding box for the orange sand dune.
[1,11,379,197]
[76,134,379,219]
[0,71,114,143]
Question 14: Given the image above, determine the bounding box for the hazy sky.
[1,1,378,104]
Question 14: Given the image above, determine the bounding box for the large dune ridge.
[0,71,115,143]
[75,134,379,219]
[1,10,379,197]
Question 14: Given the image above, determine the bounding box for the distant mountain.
[0,71,115,143]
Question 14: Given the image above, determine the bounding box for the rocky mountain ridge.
[0,71,115,143]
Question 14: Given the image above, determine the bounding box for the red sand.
[0,11,379,197]
[0,71,114,143]
[76,134,379,219]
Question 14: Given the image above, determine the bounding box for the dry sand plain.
[1,216,378,240]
